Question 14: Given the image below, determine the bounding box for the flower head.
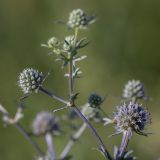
[113,102,151,136]
[123,80,145,100]
[67,9,95,29]
[88,93,103,108]
[18,68,44,94]
[32,112,60,136]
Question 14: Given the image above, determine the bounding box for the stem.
[45,133,55,160]
[59,123,87,159]
[68,28,78,98]
[69,60,74,97]
[73,106,113,160]
[39,87,68,105]
[15,123,44,156]
[131,97,137,103]
[116,128,132,160]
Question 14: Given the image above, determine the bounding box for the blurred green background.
[0,0,160,159]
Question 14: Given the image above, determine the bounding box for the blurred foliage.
[0,0,160,159]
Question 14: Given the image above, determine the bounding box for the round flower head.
[123,80,145,100]
[67,9,95,29]
[88,93,103,108]
[18,68,44,94]
[113,102,151,136]
[32,112,60,136]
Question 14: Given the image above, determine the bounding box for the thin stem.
[59,123,87,159]
[116,128,132,160]
[68,28,78,98]
[15,123,44,156]
[69,60,74,97]
[39,87,68,105]
[73,106,113,160]
[45,133,55,160]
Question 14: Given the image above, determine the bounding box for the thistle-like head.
[123,80,145,100]
[67,9,95,29]
[32,112,60,136]
[18,68,44,94]
[113,102,151,136]
[88,93,103,108]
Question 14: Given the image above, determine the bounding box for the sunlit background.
[0,0,160,159]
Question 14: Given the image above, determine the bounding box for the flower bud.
[67,9,95,29]
[63,35,75,52]
[88,93,103,108]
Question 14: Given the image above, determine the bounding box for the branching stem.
[39,87,69,105]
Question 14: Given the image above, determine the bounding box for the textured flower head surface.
[32,112,60,136]
[88,93,103,108]
[113,102,151,136]
[18,68,44,94]
[123,80,145,100]
[67,8,95,29]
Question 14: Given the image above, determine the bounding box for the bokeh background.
[0,0,160,159]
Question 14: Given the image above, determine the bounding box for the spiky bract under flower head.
[63,35,75,52]
[67,9,95,29]
[113,146,136,160]
[32,112,60,136]
[123,80,145,100]
[88,93,103,108]
[47,37,60,48]
[113,102,151,136]
[18,68,44,94]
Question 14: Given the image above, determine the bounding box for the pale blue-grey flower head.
[18,68,44,94]
[88,93,103,108]
[67,9,95,29]
[32,112,60,136]
[113,102,151,136]
[123,80,145,100]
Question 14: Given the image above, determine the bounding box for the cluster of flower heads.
[104,102,151,136]
[32,112,60,136]
[67,9,95,29]
[123,80,145,100]
[18,68,44,94]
